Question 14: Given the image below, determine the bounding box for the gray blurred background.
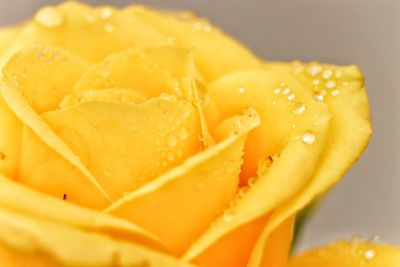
[0,0,399,251]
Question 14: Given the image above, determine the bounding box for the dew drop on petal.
[179,127,188,140]
[104,23,115,33]
[331,89,340,96]
[302,131,316,145]
[100,7,113,19]
[167,135,178,147]
[312,79,321,86]
[313,92,324,102]
[35,7,64,28]
[247,177,257,187]
[288,94,296,101]
[334,70,343,78]
[257,155,273,177]
[167,152,175,162]
[322,69,333,79]
[238,87,246,93]
[283,88,291,95]
[364,249,376,260]
[223,210,235,222]
[291,102,306,114]
[274,88,281,94]
[233,119,243,134]
[326,80,336,89]
[86,14,95,24]
[308,65,322,76]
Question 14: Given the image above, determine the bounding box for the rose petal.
[0,27,20,56]
[2,2,168,63]
[1,79,113,206]
[60,88,147,108]
[0,45,88,177]
[0,174,165,250]
[185,215,269,267]
[128,6,262,81]
[42,97,201,200]
[105,110,260,255]
[187,70,330,259]
[289,240,400,267]
[258,63,372,257]
[247,216,294,267]
[0,208,194,267]
[0,95,22,177]
[74,47,182,97]
[3,45,90,113]
[74,45,214,148]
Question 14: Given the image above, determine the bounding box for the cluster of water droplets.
[293,62,348,102]
[274,82,306,115]
[153,95,192,169]
[37,46,62,65]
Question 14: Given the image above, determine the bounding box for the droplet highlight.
[302,131,316,145]
[35,7,64,28]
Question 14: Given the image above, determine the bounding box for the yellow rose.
[0,2,395,267]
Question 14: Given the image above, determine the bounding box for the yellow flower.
[0,2,393,267]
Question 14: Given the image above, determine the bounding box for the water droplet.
[331,89,340,96]
[293,63,304,74]
[237,187,249,198]
[288,93,296,101]
[342,81,349,87]
[274,88,281,94]
[233,119,243,134]
[167,152,175,162]
[257,155,272,177]
[334,70,343,78]
[313,92,324,102]
[244,107,258,118]
[291,102,306,114]
[179,127,188,140]
[104,23,114,33]
[302,131,316,145]
[364,249,376,260]
[238,87,246,93]
[86,14,95,24]
[349,235,364,244]
[193,22,203,30]
[271,153,280,161]
[198,134,205,142]
[283,88,291,95]
[223,210,235,222]
[322,69,333,79]
[100,7,114,19]
[368,235,382,243]
[308,65,322,76]
[248,177,257,187]
[203,23,213,32]
[312,79,321,86]
[167,135,178,147]
[326,80,336,89]
[35,7,64,28]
